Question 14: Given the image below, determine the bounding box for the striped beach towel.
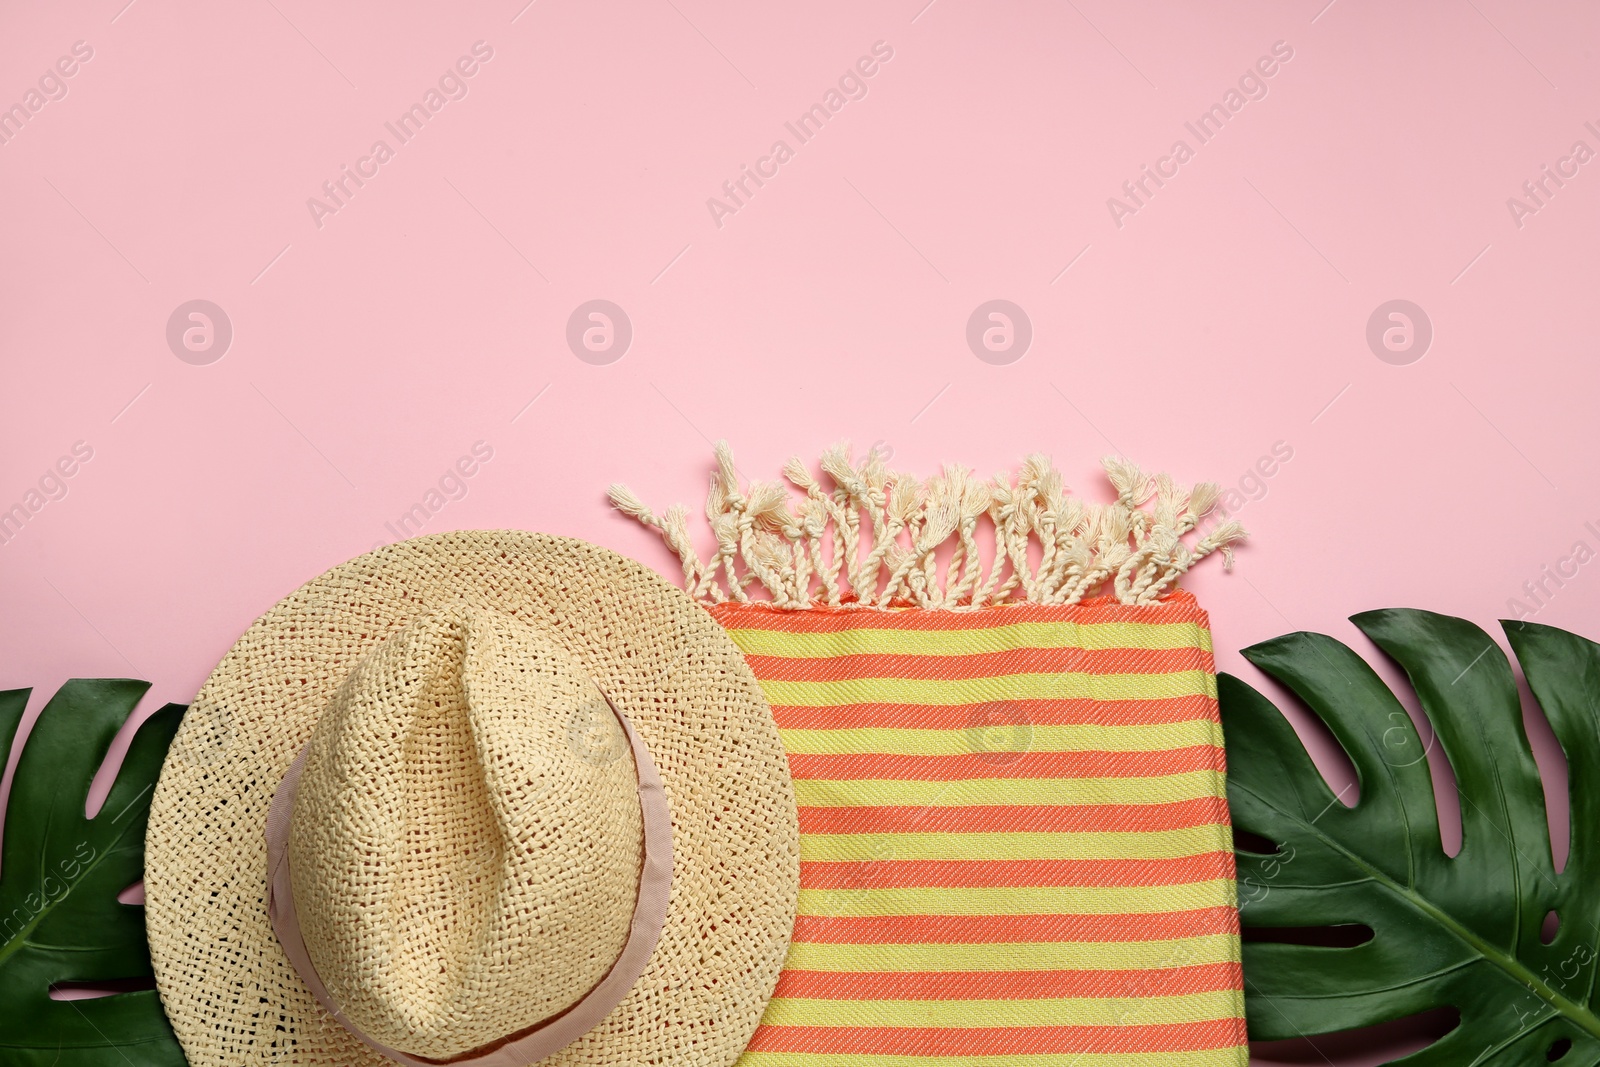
[611,445,1250,1066]
[717,595,1245,1066]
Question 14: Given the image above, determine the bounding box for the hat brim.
[145,531,800,1067]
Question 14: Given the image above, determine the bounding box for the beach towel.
[612,445,1251,1067]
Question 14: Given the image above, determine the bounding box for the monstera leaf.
[0,680,187,1065]
[1221,610,1600,1065]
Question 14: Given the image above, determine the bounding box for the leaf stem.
[0,808,145,974]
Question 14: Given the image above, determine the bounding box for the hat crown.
[287,602,644,1060]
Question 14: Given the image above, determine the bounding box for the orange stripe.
[775,695,1220,731]
[786,745,1225,782]
[747,1018,1246,1055]
[798,798,1232,835]
[710,592,1207,632]
[793,906,1240,945]
[800,852,1235,889]
[748,645,1214,682]
[773,962,1244,1001]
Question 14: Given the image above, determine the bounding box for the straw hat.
[144,531,800,1066]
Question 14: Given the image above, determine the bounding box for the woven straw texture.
[714,591,1249,1067]
[145,531,800,1067]
[289,603,646,1058]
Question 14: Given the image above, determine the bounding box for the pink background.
[3,1,1598,1062]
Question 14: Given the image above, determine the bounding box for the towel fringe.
[609,443,1247,610]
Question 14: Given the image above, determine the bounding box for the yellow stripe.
[799,827,1228,863]
[784,935,1239,974]
[779,722,1224,756]
[793,770,1227,809]
[760,671,1217,709]
[799,880,1238,919]
[740,1050,1247,1067]
[725,620,1214,658]
[762,990,1244,1029]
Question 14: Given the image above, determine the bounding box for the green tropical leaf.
[0,680,188,1066]
[1220,609,1600,1065]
